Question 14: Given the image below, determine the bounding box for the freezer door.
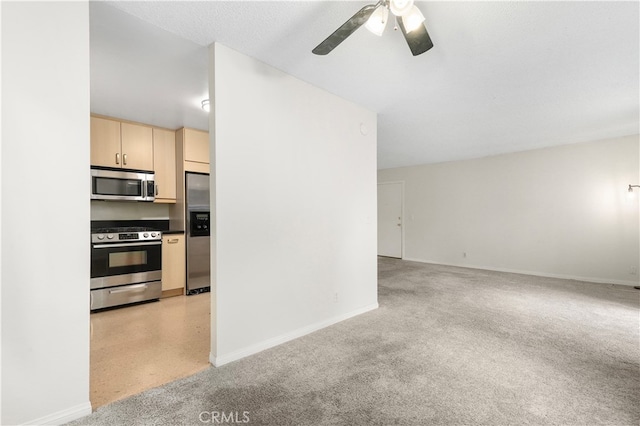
[186,172,210,210]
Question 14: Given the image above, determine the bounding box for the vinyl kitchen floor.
[90,293,211,409]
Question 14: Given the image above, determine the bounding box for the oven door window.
[93,176,142,197]
[109,250,147,268]
[91,244,161,278]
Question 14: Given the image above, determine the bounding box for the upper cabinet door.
[90,117,121,168]
[153,128,177,202]
[184,128,210,164]
[121,122,153,171]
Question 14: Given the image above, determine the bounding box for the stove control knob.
[107,234,114,240]
[97,234,105,240]
[151,232,157,238]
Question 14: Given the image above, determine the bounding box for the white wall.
[209,44,378,365]
[0,4,3,420]
[1,2,91,424]
[378,135,640,286]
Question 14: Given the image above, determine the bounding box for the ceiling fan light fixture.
[312,0,433,56]
[389,0,414,17]
[403,5,425,33]
[365,5,389,36]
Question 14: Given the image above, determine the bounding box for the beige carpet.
[69,258,640,425]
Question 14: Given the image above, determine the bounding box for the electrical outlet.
[630,266,638,275]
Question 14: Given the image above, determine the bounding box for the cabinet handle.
[123,154,127,165]
[156,185,159,196]
[115,153,120,165]
[168,238,179,244]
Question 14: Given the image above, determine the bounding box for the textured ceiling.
[91,1,639,169]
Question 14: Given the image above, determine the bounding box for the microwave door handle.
[147,181,155,199]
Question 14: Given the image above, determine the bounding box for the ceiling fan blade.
[312,4,379,55]
[397,16,434,56]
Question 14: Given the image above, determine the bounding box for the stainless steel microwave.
[91,167,155,202]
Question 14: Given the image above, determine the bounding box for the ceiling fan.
[312,0,433,56]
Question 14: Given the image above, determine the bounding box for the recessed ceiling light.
[201,99,210,112]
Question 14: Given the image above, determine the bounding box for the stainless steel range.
[90,227,162,311]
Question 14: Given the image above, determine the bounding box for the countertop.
[163,230,184,235]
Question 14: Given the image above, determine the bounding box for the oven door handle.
[109,284,148,294]
[92,241,162,249]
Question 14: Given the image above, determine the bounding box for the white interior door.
[378,182,403,258]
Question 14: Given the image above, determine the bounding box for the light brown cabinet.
[179,128,210,173]
[184,128,209,163]
[90,116,153,171]
[90,117,120,168]
[121,123,153,170]
[153,128,177,203]
[161,234,186,297]
[168,127,210,230]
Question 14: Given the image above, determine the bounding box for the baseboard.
[402,257,640,287]
[210,303,379,367]
[161,288,184,298]
[23,401,92,425]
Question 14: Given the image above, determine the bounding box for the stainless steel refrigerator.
[185,172,210,295]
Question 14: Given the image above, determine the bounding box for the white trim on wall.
[402,257,639,287]
[210,303,379,367]
[23,403,93,426]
